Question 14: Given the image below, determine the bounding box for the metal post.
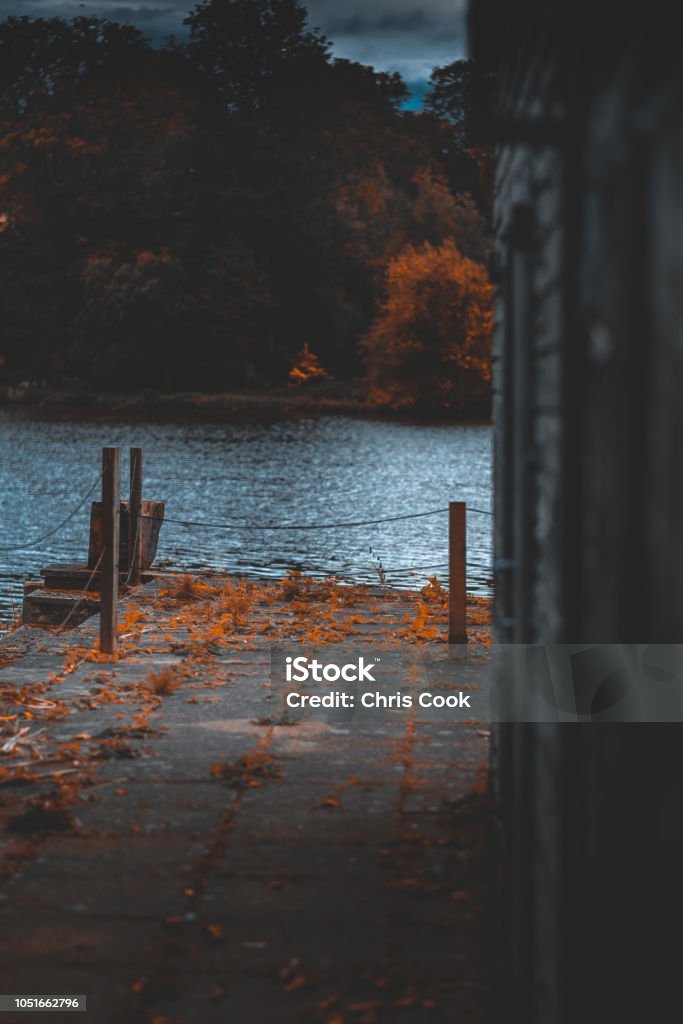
[448,501,467,644]
[128,447,143,586]
[101,446,120,654]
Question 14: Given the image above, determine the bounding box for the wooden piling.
[100,446,120,655]
[128,446,143,586]
[448,501,467,644]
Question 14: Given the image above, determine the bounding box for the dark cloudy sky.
[0,0,468,101]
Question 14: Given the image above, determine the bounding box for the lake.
[0,408,492,623]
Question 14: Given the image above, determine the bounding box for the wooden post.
[448,501,467,644]
[101,446,120,655]
[128,447,143,586]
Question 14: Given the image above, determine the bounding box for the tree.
[424,60,476,147]
[424,59,494,213]
[72,240,271,390]
[184,0,329,112]
[0,8,493,399]
[362,240,493,412]
[289,343,330,385]
[412,167,490,263]
[0,16,152,114]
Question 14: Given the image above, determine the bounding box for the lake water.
[0,408,492,623]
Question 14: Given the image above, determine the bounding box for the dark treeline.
[0,0,492,411]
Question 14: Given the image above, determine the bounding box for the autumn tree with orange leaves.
[362,240,493,412]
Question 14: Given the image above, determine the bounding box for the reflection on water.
[0,408,493,622]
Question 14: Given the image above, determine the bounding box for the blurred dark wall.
[470,3,683,1020]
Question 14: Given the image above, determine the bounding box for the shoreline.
[0,384,492,424]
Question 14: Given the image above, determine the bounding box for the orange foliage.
[210,751,281,789]
[362,239,493,411]
[159,573,220,603]
[146,668,179,697]
[288,342,331,385]
[214,579,255,625]
[420,575,448,607]
[280,569,329,602]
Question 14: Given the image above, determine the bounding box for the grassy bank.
[0,382,492,422]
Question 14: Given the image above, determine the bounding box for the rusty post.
[448,501,467,644]
[100,446,120,655]
[128,446,143,585]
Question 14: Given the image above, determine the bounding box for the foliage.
[159,573,219,603]
[72,240,271,389]
[0,6,492,411]
[424,60,476,145]
[184,0,329,112]
[146,668,180,696]
[289,343,330,385]
[0,16,153,114]
[362,240,493,411]
[424,59,494,211]
[420,575,448,607]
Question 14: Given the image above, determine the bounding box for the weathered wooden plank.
[40,565,132,591]
[100,446,120,655]
[128,447,143,584]
[23,590,100,627]
[448,502,467,644]
[88,499,164,572]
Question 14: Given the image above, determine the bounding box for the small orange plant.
[160,573,220,603]
[280,570,336,603]
[146,667,179,696]
[210,751,281,789]
[420,575,448,609]
[403,601,442,642]
[289,342,330,385]
[118,607,146,640]
[214,579,255,627]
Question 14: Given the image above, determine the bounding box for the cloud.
[307,0,467,82]
[0,0,469,82]
[109,5,178,20]
[0,0,186,39]
[323,10,432,37]
[0,0,174,11]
